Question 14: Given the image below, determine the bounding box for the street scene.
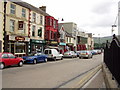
[3,54,103,88]
[0,0,120,89]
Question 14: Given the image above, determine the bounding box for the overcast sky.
[23,0,119,37]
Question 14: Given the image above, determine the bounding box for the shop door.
[11,44,15,54]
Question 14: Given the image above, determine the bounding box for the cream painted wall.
[6,1,29,36]
[30,11,45,40]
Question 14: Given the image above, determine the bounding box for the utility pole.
[3,0,7,52]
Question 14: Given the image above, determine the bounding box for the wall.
[6,1,29,36]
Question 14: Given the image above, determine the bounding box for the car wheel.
[33,59,37,64]
[45,58,47,62]
[18,61,23,67]
[54,57,56,61]
[79,57,81,59]
[88,56,90,59]
[72,56,74,58]
[0,63,5,69]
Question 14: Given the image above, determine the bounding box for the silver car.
[63,51,77,58]
[44,48,63,61]
[79,50,93,59]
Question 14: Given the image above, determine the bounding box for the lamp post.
[98,34,100,49]
[111,25,117,35]
[3,0,7,52]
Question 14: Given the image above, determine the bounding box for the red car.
[0,52,24,69]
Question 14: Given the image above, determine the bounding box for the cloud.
[92,1,115,15]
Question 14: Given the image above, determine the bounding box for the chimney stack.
[39,6,46,12]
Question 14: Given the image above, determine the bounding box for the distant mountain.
[93,36,113,44]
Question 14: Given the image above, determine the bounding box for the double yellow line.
[71,64,102,89]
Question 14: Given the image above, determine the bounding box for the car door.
[8,54,18,65]
[1,54,10,66]
[37,55,44,62]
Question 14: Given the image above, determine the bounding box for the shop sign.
[50,41,58,44]
[18,21,24,30]
[59,43,66,46]
[67,43,74,46]
[15,36,25,41]
[31,39,46,44]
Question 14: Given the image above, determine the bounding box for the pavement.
[82,69,106,88]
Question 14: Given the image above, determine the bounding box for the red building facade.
[45,16,59,46]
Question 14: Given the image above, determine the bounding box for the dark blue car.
[22,53,48,64]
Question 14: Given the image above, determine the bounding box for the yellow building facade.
[5,1,30,57]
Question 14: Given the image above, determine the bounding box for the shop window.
[10,19,15,32]
[10,4,16,14]
[32,25,35,37]
[15,42,25,53]
[22,8,26,18]
[38,27,42,37]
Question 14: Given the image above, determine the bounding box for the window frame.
[10,4,16,14]
[33,12,36,23]
[10,19,15,32]
[40,15,43,25]
[32,25,36,37]
[22,8,26,18]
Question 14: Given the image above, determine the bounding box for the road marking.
[71,64,102,89]
[53,64,102,89]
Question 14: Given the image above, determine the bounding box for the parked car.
[0,52,24,69]
[22,53,48,64]
[63,51,77,58]
[44,48,63,61]
[79,50,93,59]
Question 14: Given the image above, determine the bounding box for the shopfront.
[59,42,66,54]
[29,39,46,54]
[8,35,29,57]
[66,43,74,51]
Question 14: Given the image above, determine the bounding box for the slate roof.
[8,0,50,16]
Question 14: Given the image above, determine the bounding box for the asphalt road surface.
[2,54,103,88]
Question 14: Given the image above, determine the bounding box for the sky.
[23,0,120,37]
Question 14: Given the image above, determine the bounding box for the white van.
[44,49,63,60]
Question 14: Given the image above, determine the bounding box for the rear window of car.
[45,50,51,54]
[2,54,8,58]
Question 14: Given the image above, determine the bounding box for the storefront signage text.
[15,36,25,41]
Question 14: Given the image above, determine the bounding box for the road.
[2,54,103,88]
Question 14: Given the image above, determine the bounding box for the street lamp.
[98,34,100,49]
[111,25,117,35]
